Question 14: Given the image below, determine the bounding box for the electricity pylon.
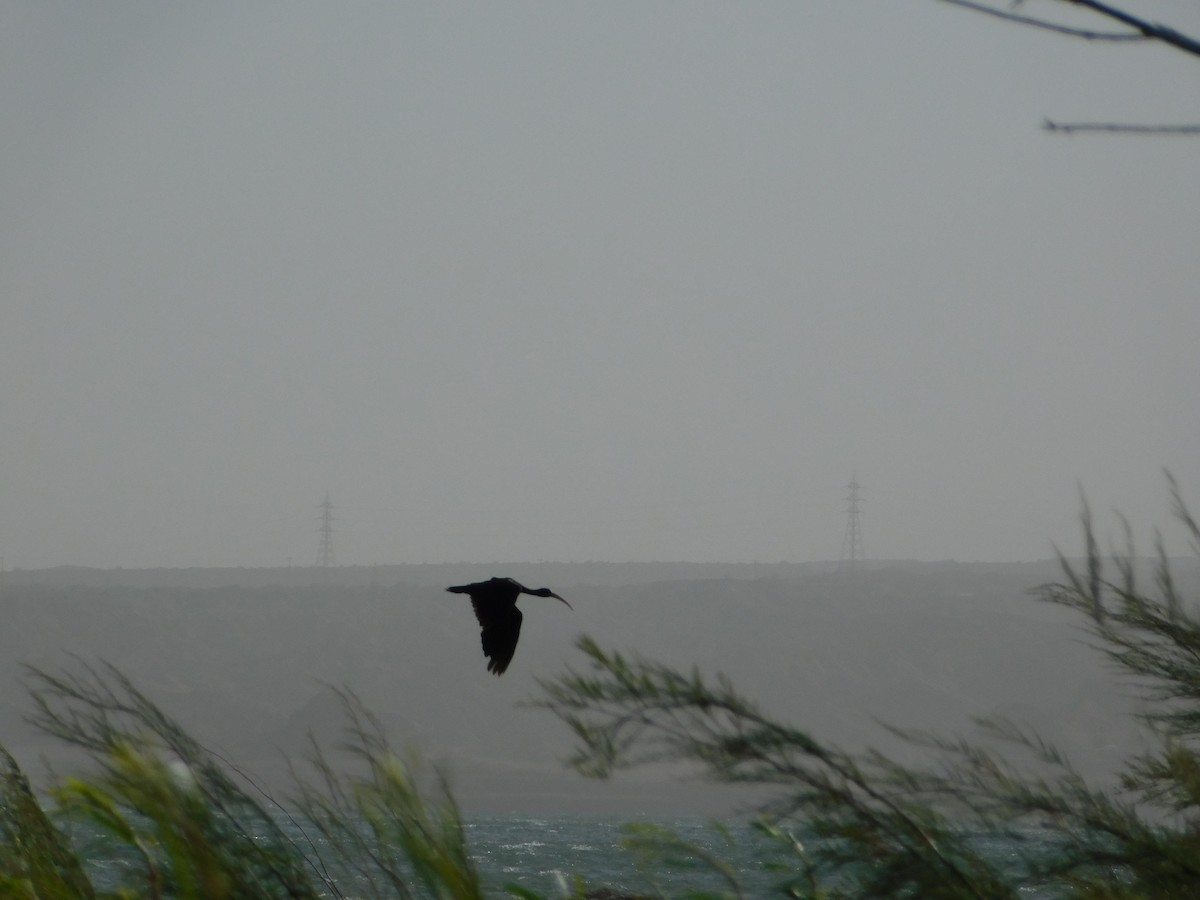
[316,493,335,567]
[838,476,864,574]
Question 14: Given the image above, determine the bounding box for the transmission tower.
[838,475,864,574]
[316,493,336,567]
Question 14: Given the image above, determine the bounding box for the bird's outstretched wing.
[447,578,503,596]
[472,600,522,675]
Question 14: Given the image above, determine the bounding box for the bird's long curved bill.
[551,592,572,609]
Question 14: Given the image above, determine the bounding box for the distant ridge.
[1,559,1197,811]
[0,558,1079,590]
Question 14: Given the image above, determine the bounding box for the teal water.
[70,813,1063,898]
[466,816,1056,898]
[468,815,766,896]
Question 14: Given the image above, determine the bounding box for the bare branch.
[1044,120,1200,134]
[937,0,1149,42]
[939,1,1200,135]
[1064,0,1200,59]
[941,0,1200,58]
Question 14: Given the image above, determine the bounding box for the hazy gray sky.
[3,2,1198,568]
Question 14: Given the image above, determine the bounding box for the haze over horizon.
[3,3,1198,570]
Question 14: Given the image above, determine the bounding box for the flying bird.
[446,577,571,675]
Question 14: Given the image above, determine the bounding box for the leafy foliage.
[0,666,499,899]
[288,686,483,900]
[27,661,321,899]
[0,746,94,900]
[1,483,1199,898]
[537,481,1200,898]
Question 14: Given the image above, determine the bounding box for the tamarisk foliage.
[537,482,1200,898]
[0,666,491,899]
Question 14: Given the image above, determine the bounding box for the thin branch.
[940,1,1200,135]
[1064,0,1200,59]
[1044,120,1200,135]
[937,0,1149,41]
[941,0,1200,59]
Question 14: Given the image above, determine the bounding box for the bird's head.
[527,586,572,609]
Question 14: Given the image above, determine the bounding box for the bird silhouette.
[446,577,571,675]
